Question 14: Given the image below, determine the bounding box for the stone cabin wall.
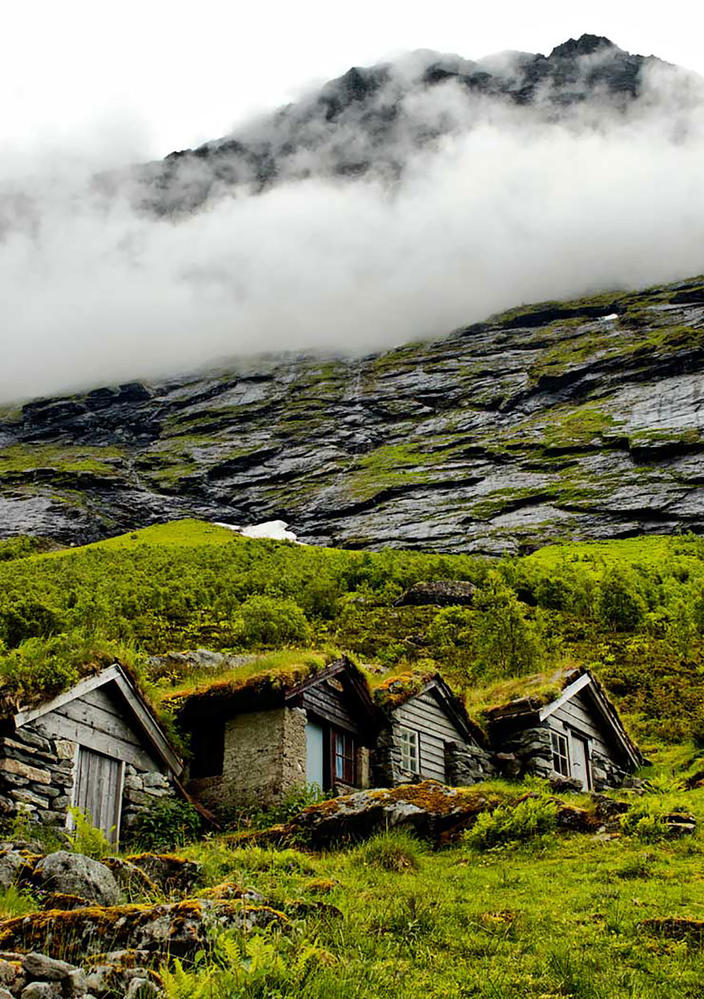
[0,722,176,838]
[494,725,631,790]
[187,707,307,814]
[373,728,496,787]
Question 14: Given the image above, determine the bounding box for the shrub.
[465,795,558,850]
[472,572,543,679]
[620,799,690,842]
[231,782,329,829]
[596,568,646,631]
[129,798,203,851]
[0,599,63,649]
[233,595,311,648]
[353,830,423,872]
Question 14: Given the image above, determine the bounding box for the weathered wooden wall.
[30,685,161,772]
[391,691,466,782]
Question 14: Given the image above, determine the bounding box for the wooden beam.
[539,672,592,722]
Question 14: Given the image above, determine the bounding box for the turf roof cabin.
[170,657,380,814]
[483,668,643,790]
[373,673,496,787]
[0,663,183,844]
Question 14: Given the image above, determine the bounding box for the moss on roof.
[466,667,582,727]
[369,669,438,710]
[160,650,332,718]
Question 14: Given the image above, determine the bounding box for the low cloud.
[2,55,704,403]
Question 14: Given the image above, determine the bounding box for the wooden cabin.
[373,673,495,786]
[484,667,643,789]
[0,664,183,843]
[170,656,380,814]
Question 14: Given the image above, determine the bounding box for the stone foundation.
[0,723,178,839]
[187,707,308,814]
[121,767,177,832]
[0,725,76,830]
[493,726,631,790]
[445,741,497,785]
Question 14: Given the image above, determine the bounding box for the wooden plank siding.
[30,684,161,772]
[392,691,465,782]
[301,681,363,735]
[546,690,613,760]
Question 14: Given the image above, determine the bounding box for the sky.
[3,0,704,160]
[3,0,704,402]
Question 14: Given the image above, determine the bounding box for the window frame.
[332,728,356,785]
[550,730,570,777]
[399,726,420,774]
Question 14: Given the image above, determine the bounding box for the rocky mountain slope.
[2,274,704,553]
[130,34,674,215]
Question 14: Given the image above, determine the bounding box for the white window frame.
[551,731,570,777]
[399,727,420,774]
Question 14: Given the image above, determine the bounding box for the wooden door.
[72,746,124,844]
[569,733,591,790]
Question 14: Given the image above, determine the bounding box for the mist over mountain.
[2,34,704,403]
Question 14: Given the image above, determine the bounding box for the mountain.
[127,34,670,215]
[2,273,704,553]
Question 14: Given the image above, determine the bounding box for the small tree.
[234,596,310,648]
[596,568,646,632]
[472,572,543,679]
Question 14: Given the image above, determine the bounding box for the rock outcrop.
[3,277,704,554]
[247,780,597,848]
[128,36,683,215]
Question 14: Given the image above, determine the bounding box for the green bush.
[620,799,689,842]
[472,572,543,679]
[596,568,647,632]
[233,595,311,648]
[66,807,114,859]
[465,795,558,850]
[232,782,329,830]
[129,798,203,851]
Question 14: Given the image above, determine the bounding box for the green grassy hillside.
[1,520,704,760]
[3,520,704,996]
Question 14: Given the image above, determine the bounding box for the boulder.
[254,781,502,848]
[32,853,120,907]
[394,581,476,607]
[247,781,599,848]
[548,775,584,794]
[0,852,29,892]
[123,854,203,896]
[663,811,697,837]
[0,900,286,960]
[22,953,74,981]
[102,859,159,901]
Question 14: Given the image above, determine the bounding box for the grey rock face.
[4,277,704,554]
[0,853,26,892]
[33,853,120,907]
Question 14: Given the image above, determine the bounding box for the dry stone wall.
[0,726,75,830]
[0,722,177,839]
[187,707,308,814]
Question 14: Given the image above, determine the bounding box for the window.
[400,728,420,774]
[332,730,356,785]
[551,731,570,777]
